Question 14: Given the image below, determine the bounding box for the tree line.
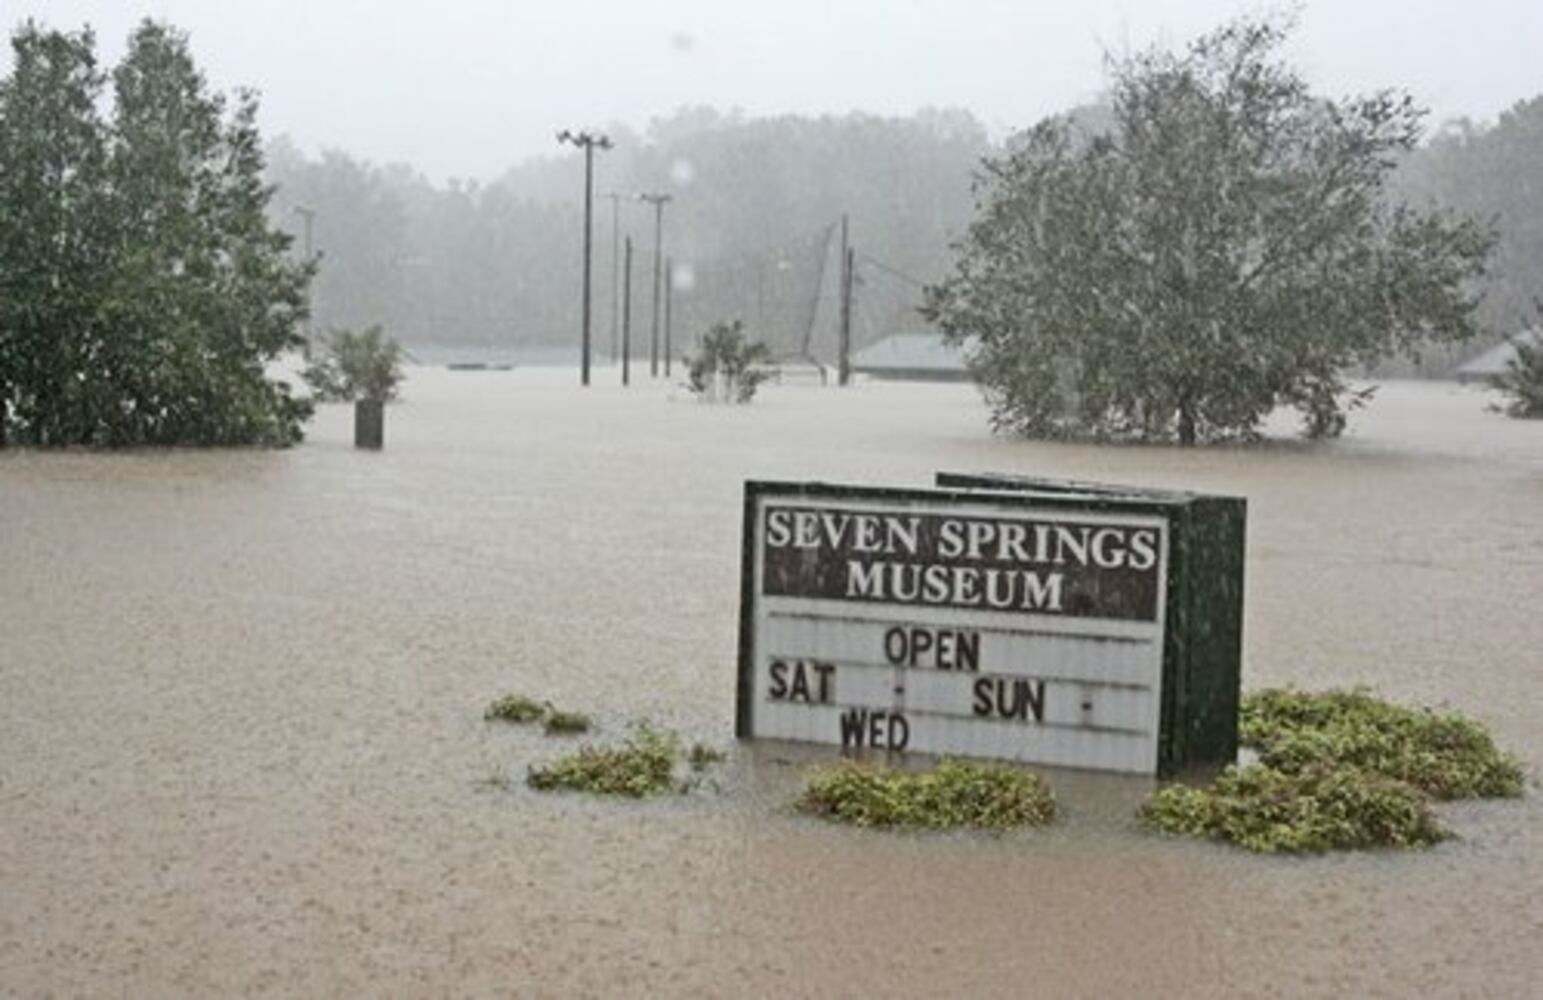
[1390,95,1543,357]
[262,107,989,360]
[4,14,1538,448]
[267,94,1540,385]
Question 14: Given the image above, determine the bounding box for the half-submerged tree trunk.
[355,398,384,449]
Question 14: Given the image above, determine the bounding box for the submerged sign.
[736,478,1245,776]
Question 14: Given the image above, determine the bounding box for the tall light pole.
[637,192,672,377]
[557,129,613,386]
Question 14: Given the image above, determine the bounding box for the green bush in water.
[1241,688,1525,799]
[687,743,727,772]
[485,694,545,724]
[543,710,592,735]
[796,758,1056,830]
[527,725,679,797]
[1143,763,1450,853]
[1143,688,1524,853]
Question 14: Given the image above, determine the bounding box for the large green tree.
[0,19,312,447]
[924,18,1494,444]
[0,23,111,444]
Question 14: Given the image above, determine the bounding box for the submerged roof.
[1456,328,1541,380]
[851,333,973,376]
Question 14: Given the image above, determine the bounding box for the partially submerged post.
[354,398,384,449]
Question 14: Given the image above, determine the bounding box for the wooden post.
[622,236,633,387]
[664,256,674,378]
[839,255,854,386]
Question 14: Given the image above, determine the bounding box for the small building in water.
[1455,328,1541,383]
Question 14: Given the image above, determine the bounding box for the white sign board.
[737,484,1171,774]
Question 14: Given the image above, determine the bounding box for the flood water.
[2,370,1539,997]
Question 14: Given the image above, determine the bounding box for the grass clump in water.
[687,742,727,772]
[1142,763,1449,853]
[1240,687,1525,799]
[543,710,592,735]
[796,758,1056,831]
[527,725,679,797]
[484,694,545,724]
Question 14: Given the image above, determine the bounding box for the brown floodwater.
[2,370,1540,997]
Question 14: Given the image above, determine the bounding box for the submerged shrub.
[1142,763,1450,853]
[1241,688,1525,799]
[1491,334,1543,419]
[796,758,1056,831]
[543,710,592,735]
[527,725,679,797]
[484,694,545,724]
[687,742,727,772]
[686,319,772,403]
[1143,687,1523,853]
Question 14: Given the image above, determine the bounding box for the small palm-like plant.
[1492,332,1543,419]
[687,320,773,403]
[303,325,405,403]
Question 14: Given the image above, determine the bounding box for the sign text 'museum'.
[761,505,1162,622]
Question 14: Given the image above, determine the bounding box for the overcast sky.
[7,1,1542,182]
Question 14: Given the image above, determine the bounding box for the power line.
[856,253,930,289]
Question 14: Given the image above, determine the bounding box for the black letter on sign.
[1022,679,1045,723]
[789,662,811,703]
[840,708,868,747]
[813,662,835,704]
[956,631,980,672]
[972,677,993,717]
[768,660,788,700]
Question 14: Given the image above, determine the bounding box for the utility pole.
[602,191,626,362]
[839,214,853,387]
[622,236,633,387]
[638,192,672,377]
[557,129,613,386]
[664,256,674,377]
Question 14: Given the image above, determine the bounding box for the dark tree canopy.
[924,18,1494,444]
[0,20,312,447]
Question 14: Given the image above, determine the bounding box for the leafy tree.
[303,325,406,402]
[0,23,111,445]
[686,320,771,402]
[0,20,312,446]
[924,18,1494,444]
